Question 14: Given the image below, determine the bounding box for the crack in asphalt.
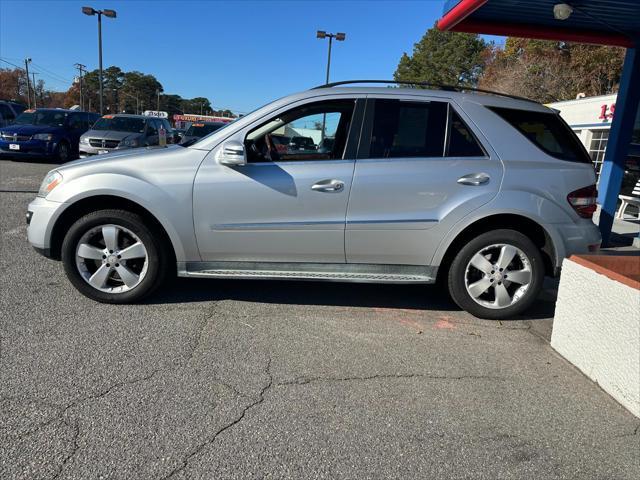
[159,357,274,480]
[276,373,507,386]
[2,300,238,480]
[50,418,80,480]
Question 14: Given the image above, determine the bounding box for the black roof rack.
[311,80,538,104]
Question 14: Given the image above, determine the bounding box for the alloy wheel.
[75,224,148,293]
[464,243,533,310]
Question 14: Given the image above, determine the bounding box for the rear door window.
[489,106,591,163]
[447,109,486,157]
[368,100,448,158]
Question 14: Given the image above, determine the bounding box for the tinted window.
[14,110,67,127]
[0,104,15,120]
[146,120,158,136]
[447,109,485,157]
[490,106,591,163]
[185,122,225,137]
[369,100,447,158]
[69,114,88,129]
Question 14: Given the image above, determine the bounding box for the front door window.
[245,100,355,162]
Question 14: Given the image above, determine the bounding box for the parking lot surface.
[1,159,638,479]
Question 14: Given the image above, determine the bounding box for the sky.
[0,0,500,114]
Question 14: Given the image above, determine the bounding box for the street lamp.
[82,6,117,114]
[316,31,346,85]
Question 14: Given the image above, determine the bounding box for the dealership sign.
[143,110,169,119]
[598,103,616,121]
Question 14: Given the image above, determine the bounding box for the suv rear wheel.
[61,209,169,303]
[448,229,544,319]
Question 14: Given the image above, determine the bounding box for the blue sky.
[0,0,500,113]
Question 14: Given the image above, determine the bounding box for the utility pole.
[75,63,87,110]
[24,58,32,108]
[156,89,160,112]
[31,72,38,108]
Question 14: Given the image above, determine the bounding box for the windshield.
[13,110,67,127]
[185,119,237,147]
[185,123,225,137]
[92,116,146,133]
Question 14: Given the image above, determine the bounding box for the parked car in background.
[289,136,316,151]
[27,82,601,319]
[179,121,226,145]
[0,109,99,162]
[0,100,26,128]
[79,114,175,157]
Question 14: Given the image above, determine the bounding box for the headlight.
[37,171,63,198]
[120,138,139,148]
[80,136,90,144]
[32,133,54,141]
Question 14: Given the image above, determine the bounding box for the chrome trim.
[211,220,343,231]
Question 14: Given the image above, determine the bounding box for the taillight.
[567,185,598,219]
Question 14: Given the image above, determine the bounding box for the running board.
[179,261,436,284]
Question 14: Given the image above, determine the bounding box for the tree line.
[394,23,626,103]
[0,65,234,118]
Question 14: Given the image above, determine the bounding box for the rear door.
[346,95,503,265]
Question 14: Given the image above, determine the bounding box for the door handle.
[457,173,490,186]
[311,179,345,192]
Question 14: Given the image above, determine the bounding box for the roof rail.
[311,80,538,104]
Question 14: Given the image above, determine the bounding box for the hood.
[82,129,142,141]
[0,124,65,135]
[59,144,184,171]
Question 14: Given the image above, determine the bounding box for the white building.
[548,93,617,177]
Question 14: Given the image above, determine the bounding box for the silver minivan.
[79,114,173,157]
[27,81,601,319]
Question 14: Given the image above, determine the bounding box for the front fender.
[47,173,198,262]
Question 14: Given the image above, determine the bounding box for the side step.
[179,261,436,284]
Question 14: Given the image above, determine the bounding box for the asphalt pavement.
[1,159,638,480]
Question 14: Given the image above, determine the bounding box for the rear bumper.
[552,219,602,268]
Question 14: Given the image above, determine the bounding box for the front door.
[346,96,504,265]
[193,98,363,263]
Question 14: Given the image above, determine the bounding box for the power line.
[0,57,23,69]
[30,61,72,83]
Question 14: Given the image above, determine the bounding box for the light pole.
[24,58,32,108]
[316,31,346,85]
[82,6,117,114]
[156,89,161,112]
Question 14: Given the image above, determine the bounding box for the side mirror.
[217,140,247,166]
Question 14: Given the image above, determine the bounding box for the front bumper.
[0,139,57,159]
[27,196,66,257]
[79,143,139,157]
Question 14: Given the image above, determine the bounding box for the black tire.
[56,141,70,163]
[447,229,545,320]
[61,209,171,303]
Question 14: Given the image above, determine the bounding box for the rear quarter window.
[489,106,591,163]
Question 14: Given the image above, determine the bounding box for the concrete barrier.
[551,255,640,417]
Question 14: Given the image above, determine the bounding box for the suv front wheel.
[448,229,544,320]
[61,209,169,303]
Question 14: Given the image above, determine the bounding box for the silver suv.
[27,82,601,319]
[79,114,173,157]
